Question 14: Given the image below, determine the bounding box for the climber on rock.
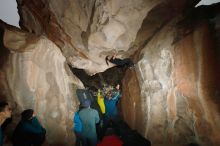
[105,52,135,69]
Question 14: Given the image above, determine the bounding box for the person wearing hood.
[79,99,100,146]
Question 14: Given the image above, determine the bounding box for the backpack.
[76,89,93,104]
[73,112,82,133]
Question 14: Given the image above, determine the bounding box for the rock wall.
[17,0,197,74]
[122,11,220,146]
[1,27,84,145]
[0,0,220,146]
[0,23,10,101]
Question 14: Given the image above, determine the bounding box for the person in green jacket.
[79,99,100,146]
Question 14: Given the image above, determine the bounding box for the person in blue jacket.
[0,102,12,146]
[73,105,87,146]
[12,109,46,146]
[104,83,121,121]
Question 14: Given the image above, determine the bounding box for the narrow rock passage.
[69,65,151,146]
[68,65,202,146]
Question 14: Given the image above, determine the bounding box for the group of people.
[0,53,133,146]
[71,52,136,146]
[73,83,122,146]
[97,83,121,121]
[0,102,46,146]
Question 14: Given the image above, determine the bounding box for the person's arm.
[112,49,118,59]
[112,53,117,59]
[105,56,109,65]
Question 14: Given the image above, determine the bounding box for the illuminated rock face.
[1,28,83,145]
[122,15,220,146]
[17,0,197,75]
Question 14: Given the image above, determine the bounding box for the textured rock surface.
[17,0,197,74]
[0,0,219,146]
[1,27,84,145]
[122,7,220,146]
[0,23,10,101]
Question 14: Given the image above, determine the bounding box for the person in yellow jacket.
[97,89,105,114]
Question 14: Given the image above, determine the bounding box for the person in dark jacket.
[105,54,134,68]
[0,102,12,146]
[13,109,46,146]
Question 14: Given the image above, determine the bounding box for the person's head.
[115,83,120,90]
[82,99,91,108]
[21,109,34,121]
[114,81,122,91]
[0,102,12,119]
